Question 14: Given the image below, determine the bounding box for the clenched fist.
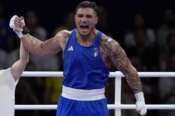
[9,15,26,38]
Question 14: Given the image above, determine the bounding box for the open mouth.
[80,25,89,29]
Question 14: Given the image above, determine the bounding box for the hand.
[9,15,26,38]
[135,92,147,116]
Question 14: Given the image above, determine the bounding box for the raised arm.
[11,41,29,81]
[9,15,69,56]
[21,30,67,56]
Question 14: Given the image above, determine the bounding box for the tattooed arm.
[100,35,147,115]
[21,30,70,56]
[101,35,142,93]
[101,35,147,115]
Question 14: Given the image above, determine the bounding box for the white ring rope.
[15,104,175,110]
[16,71,175,111]
[22,71,175,78]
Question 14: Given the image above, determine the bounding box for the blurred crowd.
[0,2,175,116]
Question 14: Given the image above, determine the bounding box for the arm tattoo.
[101,37,142,93]
[23,31,68,55]
[23,34,44,53]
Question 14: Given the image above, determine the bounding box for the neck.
[76,29,97,46]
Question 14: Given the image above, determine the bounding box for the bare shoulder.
[55,29,71,39]
[100,33,121,50]
[55,29,71,49]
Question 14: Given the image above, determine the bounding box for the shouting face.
[75,8,98,37]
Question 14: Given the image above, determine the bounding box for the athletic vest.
[63,30,109,89]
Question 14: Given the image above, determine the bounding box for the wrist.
[15,27,30,39]
[135,92,145,102]
[15,31,24,38]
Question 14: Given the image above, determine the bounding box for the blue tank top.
[63,30,109,89]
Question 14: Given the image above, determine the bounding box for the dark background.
[4,0,175,37]
[1,0,175,116]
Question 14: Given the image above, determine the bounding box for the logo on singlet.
[67,46,74,51]
[94,48,98,57]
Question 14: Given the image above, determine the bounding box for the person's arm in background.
[9,15,69,56]
[11,41,29,81]
[101,35,147,116]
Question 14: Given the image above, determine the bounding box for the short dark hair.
[75,1,99,16]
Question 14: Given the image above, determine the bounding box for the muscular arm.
[101,36,142,93]
[21,30,70,56]
[11,41,29,81]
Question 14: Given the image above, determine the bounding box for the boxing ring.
[16,71,175,116]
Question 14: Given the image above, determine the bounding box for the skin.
[11,41,29,81]
[14,7,142,93]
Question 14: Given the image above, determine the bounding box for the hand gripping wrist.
[135,92,147,116]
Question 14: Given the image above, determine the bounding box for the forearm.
[11,40,29,81]
[11,60,28,81]
[21,34,61,55]
[21,34,45,55]
[20,40,29,61]
[123,66,146,115]
[123,66,142,93]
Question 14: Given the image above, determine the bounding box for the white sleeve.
[0,68,16,116]
[0,68,16,89]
